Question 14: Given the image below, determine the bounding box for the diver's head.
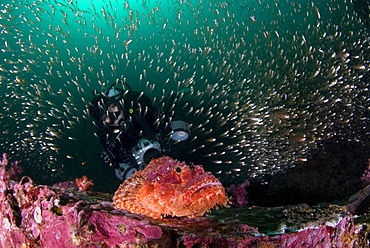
[90,85,127,127]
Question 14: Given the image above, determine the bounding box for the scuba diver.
[89,80,190,181]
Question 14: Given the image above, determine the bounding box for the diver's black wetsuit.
[89,89,169,169]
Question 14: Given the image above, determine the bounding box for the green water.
[0,0,369,193]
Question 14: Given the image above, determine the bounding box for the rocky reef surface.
[0,153,369,247]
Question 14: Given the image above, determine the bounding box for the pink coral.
[0,153,22,190]
[0,153,167,247]
[227,179,250,207]
[88,211,163,246]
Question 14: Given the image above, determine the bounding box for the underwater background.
[0,0,369,195]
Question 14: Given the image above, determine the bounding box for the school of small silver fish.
[0,0,368,185]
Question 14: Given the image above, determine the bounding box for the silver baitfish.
[0,0,368,186]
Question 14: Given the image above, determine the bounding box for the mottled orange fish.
[113,156,229,219]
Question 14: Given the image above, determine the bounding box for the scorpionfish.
[113,156,229,219]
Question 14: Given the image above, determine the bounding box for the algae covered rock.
[0,153,368,247]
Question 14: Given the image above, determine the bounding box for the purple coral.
[227,179,250,207]
[1,153,22,179]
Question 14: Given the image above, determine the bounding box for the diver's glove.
[170,121,190,141]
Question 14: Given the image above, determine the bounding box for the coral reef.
[75,175,94,192]
[0,153,368,247]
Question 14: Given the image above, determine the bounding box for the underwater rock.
[0,153,167,247]
[361,158,370,186]
[182,215,362,248]
[248,138,370,206]
[87,211,163,246]
[51,180,79,191]
[0,153,368,247]
[346,184,370,214]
